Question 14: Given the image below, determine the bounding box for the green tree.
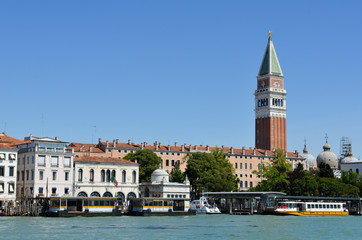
[185,149,237,197]
[251,149,291,192]
[170,160,185,183]
[124,149,162,183]
[318,162,334,178]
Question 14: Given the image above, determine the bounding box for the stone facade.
[74,156,139,202]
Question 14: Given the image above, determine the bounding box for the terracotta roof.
[74,156,138,165]
[68,143,104,153]
[0,143,17,150]
[0,133,27,146]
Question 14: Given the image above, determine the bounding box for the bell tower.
[254,32,287,151]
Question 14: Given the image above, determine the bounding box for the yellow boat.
[275,201,349,216]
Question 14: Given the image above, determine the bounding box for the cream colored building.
[0,145,18,205]
[16,136,74,198]
[139,167,190,199]
[74,156,139,202]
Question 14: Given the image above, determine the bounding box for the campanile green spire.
[258,31,283,76]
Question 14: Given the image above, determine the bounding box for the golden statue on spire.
[269,31,272,37]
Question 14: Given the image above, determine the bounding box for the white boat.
[274,201,349,216]
[190,197,221,214]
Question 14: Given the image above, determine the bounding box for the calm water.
[0,215,361,240]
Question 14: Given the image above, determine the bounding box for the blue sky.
[1,1,361,159]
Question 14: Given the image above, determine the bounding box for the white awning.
[0,184,4,192]
[9,154,16,160]
[0,153,5,160]
[9,184,14,192]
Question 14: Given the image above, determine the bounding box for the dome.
[316,141,338,169]
[341,151,359,164]
[151,166,169,183]
[301,143,317,169]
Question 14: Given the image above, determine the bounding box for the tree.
[185,149,238,197]
[170,160,184,183]
[124,149,162,183]
[318,162,334,178]
[251,149,291,192]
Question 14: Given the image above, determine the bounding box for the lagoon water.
[0,215,361,240]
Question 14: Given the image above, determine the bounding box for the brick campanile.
[254,32,287,151]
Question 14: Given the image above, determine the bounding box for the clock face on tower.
[274,80,280,87]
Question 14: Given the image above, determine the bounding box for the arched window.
[281,100,283,106]
[356,169,360,174]
[106,170,111,182]
[132,171,136,184]
[90,191,100,197]
[77,191,88,197]
[90,169,94,182]
[103,192,113,197]
[266,98,268,106]
[245,181,248,188]
[78,169,83,182]
[240,181,243,188]
[127,192,136,201]
[171,160,175,166]
[101,170,105,182]
[122,170,126,183]
[250,181,253,188]
[116,192,125,202]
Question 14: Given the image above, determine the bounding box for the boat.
[44,196,124,217]
[190,196,221,214]
[127,197,196,216]
[274,201,349,216]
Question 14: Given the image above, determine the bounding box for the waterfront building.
[74,156,139,203]
[69,140,305,191]
[139,166,190,199]
[16,136,74,198]
[316,139,339,170]
[0,133,23,207]
[255,32,287,151]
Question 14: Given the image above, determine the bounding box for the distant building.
[68,140,305,191]
[139,166,190,199]
[300,142,317,170]
[74,156,139,203]
[340,151,361,174]
[16,136,74,198]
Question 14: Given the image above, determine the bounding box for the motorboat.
[190,196,221,214]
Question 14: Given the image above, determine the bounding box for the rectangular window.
[64,188,69,194]
[9,166,14,177]
[39,171,44,180]
[235,163,238,169]
[31,170,34,180]
[166,160,169,166]
[245,163,247,170]
[171,160,175,166]
[38,156,45,166]
[0,166,4,176]
[64,157,71,167]
[52,187,57,194]
[9,154,16,160]
[250,163,252,169]
[51,156,59,166]
[52,171,57,181]
[8,183,15,193]
[27,156,29,164]
[32,156,35,164]
[0,183,4,193]
[38,187,43,194]
[65,172,69,181]
[26,170,29,180]
[21,171,24,181]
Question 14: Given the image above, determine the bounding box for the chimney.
[242,147,245,155]
[222,145,224,149]
[174,142,178,147]
[128,139,131,145]
[98,138,102,143]
[154,141,158,146]
[230,147,234,154]
[189,145,192,151]
[90,147,93,152]
[253,148,256,156]
[141,143,144,150]
[181,144,185,152]
[113,140,116,147]
[285,152,288,158]
[195,145,198,151]
[264,150,268,156]
[55,137,59,140]
[168,145,171,151]
[116,139,119,144]
[106,141,109,147]
[80,145,83,151]
[144,142,148,147]
[206,145,210,151]
[155,141,159,150]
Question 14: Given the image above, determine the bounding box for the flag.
[111,174,118,187]
[114,179,118,187]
